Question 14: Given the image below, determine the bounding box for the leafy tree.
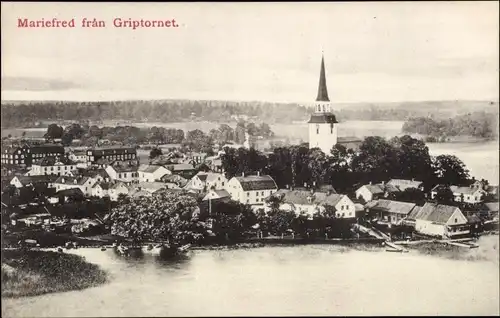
[433,185,455,205]
[149,147,163,159]
[45,124,63,139]
[432,155,470,185]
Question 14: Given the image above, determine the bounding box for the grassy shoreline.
[1,249,108,298]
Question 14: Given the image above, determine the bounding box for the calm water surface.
[2,245,499,317]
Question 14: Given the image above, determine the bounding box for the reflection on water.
[2,246,499,317]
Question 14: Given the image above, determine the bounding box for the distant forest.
[1,99,498,128]
[402,111,499,140]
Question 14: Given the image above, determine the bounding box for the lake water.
[2,244,499,317]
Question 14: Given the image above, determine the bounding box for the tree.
[390,188,426,205]
[45,124,63,139]
[108,191,205,245]
[267,209,295,238]
[61,133,74,146]
[433,185,455,205]
[351,136,399,183]
[149,147,163,159]
[432,155,470,185]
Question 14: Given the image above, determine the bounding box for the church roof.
[316,55,330,102]
[308,114,338,124]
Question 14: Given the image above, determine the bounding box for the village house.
[204,155,224,173]
[138,164,171,183]
[186,152,208,166]
[185,171,228,193]
[91,182,111,198]
[53,176,97,196]
[77,168,110,184]
[68,149,87,163]
[226,173,278,205]
[406,202,470,238]
[164,163,196,178]
[364,199,418,225]
[26,156,77,177]
[105,165,139,183]
[86,146,137,167]
[355,181,400,203]
[10,175,57,189]
[430,184,487,204]
[202,189,231,201]
[267,188,356,219]
[386,179,424,191]
[108,182,130,201]
[1,144,65,168]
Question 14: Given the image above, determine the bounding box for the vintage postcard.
[1,1,499,317]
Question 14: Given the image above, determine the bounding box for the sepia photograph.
[1,1,499,316]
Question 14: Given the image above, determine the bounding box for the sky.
[1,2,499,103]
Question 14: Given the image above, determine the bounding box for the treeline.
[402,111,499,139]
[2,100,498,128]
[221,135,472,194]
[42,121,273,153]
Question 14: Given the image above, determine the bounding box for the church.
[308,55,362,154]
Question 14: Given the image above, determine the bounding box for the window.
[256,198,259,202]
[256,192,259,196]
[247,199,249,203]
[261,191,264,195]
[316,124,319,134]
[222,182,224,186]
[454,218,457,223]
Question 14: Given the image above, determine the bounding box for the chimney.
[61,178,65,183]
[411,178,415,182]
[381,181,385,186]
[74,179,77,184]
[304,182,308,188]
[286,184,289,189]
[242,172,245,177]
[327,189,332,196]
[310,188,314,194]
[257,171,260,176]
[313,181,316,188]
[369,181,372,185]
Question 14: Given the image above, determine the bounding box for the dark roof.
[78,168,109,179]
[273,189,346,207]
[165,163,195,171]
[466,215,482,224]
[15,175,57,185]
[29,144,64,154]
[483,202,499,212]
[33,156,76,166]
[365,199,416,215]
[110,165,138,173]
[138,164,165,173]
[56,188,84,197]
[94,182,111,190]
[316,55,330,102]
[308,114,338,124]
[387,179,423,190]
[235,175,277,191]
[407,202,461,224]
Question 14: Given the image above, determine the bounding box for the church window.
[330,123,334,134]
[316,125,319,134]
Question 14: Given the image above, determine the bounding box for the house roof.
[365,199,416,215]
[138,164,165,173]
[29,144,64,154]
[361,183,400,194]
[110,165,138,173]
[467,215,482,224]
[195,172,225,183]
[387,179,423,190]
[234,175,277,191]
[165,163,195,171]
[483,202,499,212]
[110,182,128,190]
[93,182,111,190]
[78,168,109,179]
[56,188,84,197]
[33,156,76,166]
[136,182,166,192]
[407,202,461,224]
[203,189,231,200]
[14,175,57,185]
[54,176,90,186]
[273,189,346,207]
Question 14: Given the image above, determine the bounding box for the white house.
[105,165,139,183]
[267,189,356,219]
[27,157,77,177]
[355,181,399,203]
[109,182,130,201]
[138,164,171,183]
[226,173,278,205]
[431,184,487,204]
[185,171,227,192]
[68,150,87,163]
[91,182,111,198]
[406,202,469,238]
[364,199,418,225]
[53,176,97,196]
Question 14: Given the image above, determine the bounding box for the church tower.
[308,54,338,154]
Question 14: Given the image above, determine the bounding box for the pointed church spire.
[315,54,330,102]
